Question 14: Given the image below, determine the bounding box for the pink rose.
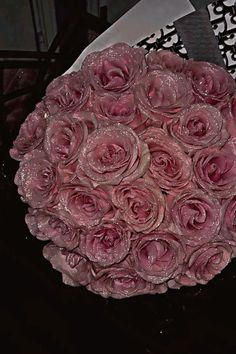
[44,112,96,182]
[81,42,147,93]
[132,230,185,284]
[147,50,186,73]
[92,92,148,131]
[184,242,232,285]
[43,71,90,114]
[14,150,59,208]
[79,221,132,266]
[25,208,80,250]
[140,127,193,194]
[88,259,167,299]
[43,243,92,286]
[112,178,165,233]
[168,104,229,154]
[54,184,115,228]
[77,124,150,186]
[169,189,221,246]
[10,108,47,161]
[134,69,193,125]
[222,195,236,242]
[186,61,235,106]
[193,145,236,198]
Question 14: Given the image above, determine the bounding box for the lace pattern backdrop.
[136,0,236,79]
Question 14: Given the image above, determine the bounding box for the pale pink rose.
[140,127,193,194]
[134,69,193,125]
[112,178,165,233]
[92,91,148,131]
[81,42,147,93]
[77,124,150,186]
[88,259,167,299]
[169,189,222,246]
[80,221,132,266]
[54,184,115,228]
[186,60,235,106]
[25,208,80,250]
[147,50,186,73]
[168,104,229,154]
[132,230,185,284]
[14,150,59,208]
[43,243,92,286]
[43,71,90,114]
[184,241,233,285]
[193,145,236,198]
[10,108,47,161]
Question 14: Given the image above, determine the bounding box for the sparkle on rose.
[112,178,165,233]
[77,123,150,186]
[82,42,147,93]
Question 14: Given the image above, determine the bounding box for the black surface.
[1,150,236,354]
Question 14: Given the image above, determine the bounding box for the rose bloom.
[184,241,233,285]
[43,243,92,286]
[25,208,80,250]
[54,184,115,228]
[44,112,95,182]
[42,71,90,114]
[10,108,47,161]
[193,145,236,198]
[132,230,185,284]
[92,91,148,131]
[169,189,221,246]
[168,104,229,154]
[14,150,59,208]
[140,127,192,194]
[186,60,235,106]
[88,259,167,299]
[81,42,147,93]
[134,69,193,125]
[112,178,165,233]
[77,124,150,186]
[146,50,186,73]
[80,221,132,266]
[222,195,236,242]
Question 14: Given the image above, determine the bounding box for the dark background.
[1,1,236,353]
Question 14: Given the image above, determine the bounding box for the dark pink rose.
[92,91,148,130]
[80,221,132,266]
[132,230,185,284]
[81,42,147,93]
[168,104,229,154]
[134,69,193,125]
[169,189,221,246]
[43,243,92,286]
[184,241,232,285]
[88,259,167,299]
[25,208,80,250]
[77,124,150,186]
[193,145,236,198]
[43,71,90,114]
[147,50,186,73]
[140,127,193,194]
[14,150,59,208]
[186,60,235,106]
[54,184,115,228]
[10,108,47,161]
[112,178,165,233]
[222,195,236,242]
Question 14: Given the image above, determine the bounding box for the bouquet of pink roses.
[10,43,236,298]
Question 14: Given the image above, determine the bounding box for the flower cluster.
[11,43,236,298]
